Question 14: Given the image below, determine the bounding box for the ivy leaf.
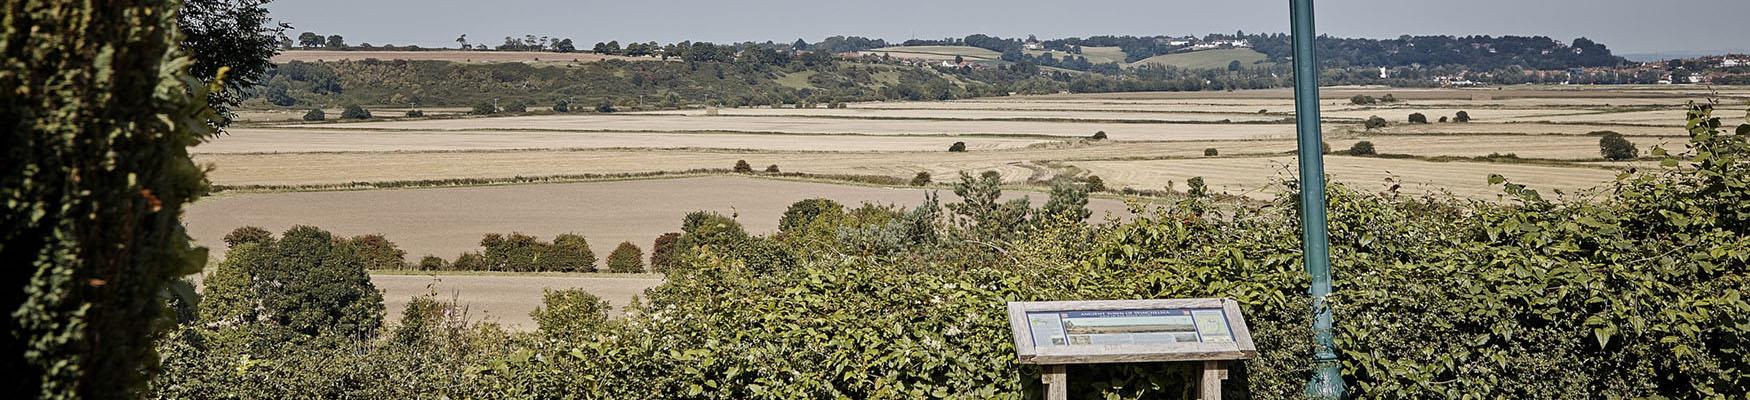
[1593,325,1616,348]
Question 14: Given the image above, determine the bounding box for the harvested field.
[283,114,1300,141]
[1372,122,1686,137]
[633,107,1287,123]
[185,176,1133,261]
[1328,135,1676,160]
[195,128,1049,154]
[373,273,662,330]
[271,50,652,64]
[1074,156,1620,199]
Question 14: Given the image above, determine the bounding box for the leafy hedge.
[152,107,1750,398]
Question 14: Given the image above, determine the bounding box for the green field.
[1128,48,1270,70]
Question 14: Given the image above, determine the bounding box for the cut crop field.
[185,176,1133,261]
[282,114,1300,141]
[1075,156,1622,199]
[633,107,1287,123]
[374,273,663,330]
[194,128,1050,154]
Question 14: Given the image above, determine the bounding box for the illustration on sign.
[1027,309,1233,347]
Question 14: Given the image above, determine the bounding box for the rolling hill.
[1127,48,1270,70]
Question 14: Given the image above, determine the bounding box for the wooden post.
[1042,364,1067,400]
[1199,360,1228,400]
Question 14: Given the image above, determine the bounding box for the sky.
[266,0,1750,56]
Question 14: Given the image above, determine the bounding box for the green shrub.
[1364,115,1389,130]
[948,141,967,152]
[530,289,610,341]
[1350,94,1376,105]
[733,160,753,173]
[470,101,497,115]
[1083,175,1107,192]
[1439,116,1449,123]
[303,108,326,121]
[1204,148,1219,157]
[780,198,845,233]
[1349,141,1377,156]
[650,232,682,273]
[348,234,406,270]
[404,109,425,117]
[908,172,932,187]
[1597,131,1638,161]
[503,101,527,113]
[1090,131,1107,140]
[552,100,571,113]
[340,104,372,119]
[416,255,447,271]
[1408,112,1428,124]
[1455,110,1472,122]
[223,226,274,247]
[200,226,385,339]
[552,233,599,272]
[764,164,780,173]
[606,242,645,273]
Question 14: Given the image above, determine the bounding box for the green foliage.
[733,160,753,173]
[949,141,968,152]
[765,164,781,173]
[2,0,218,395]
[1597,131,1639,160]
[780,198,846,233]
[1439,116,1449,123]
[607,242,646,273]
[416,255,447,271]
[223,226,274,247]
[1350,141,1378,156]
[461,232,597,272]
[470,101,497,115]
[531,289,611,341]
[347,234,407,270]
[1364,115,1389,130]
[503,101,528,113]
[1455,110,1472,122]
[1204,148,1219,157]
[1408,112,1428,124]
[1091,131,1108,140]
[650,232,683,273]
[340,104,372,119]
[1350,94,1377,105]
[200,226,385,339]
[911,171,933,186]
[302,108,325,121]
[552,99,571,113]
[552,233,600,273]
[1084,175,1107,192]
[1041,178,1092,222]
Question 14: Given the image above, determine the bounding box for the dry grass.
[271,50,653,64]
[287,114,1300,141]
[372,273,663,330]
[194,128,1049,154]
[633,107,1286,123]
[1073,156,1620,199]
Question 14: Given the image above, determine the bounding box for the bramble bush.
[151,107,1750,398]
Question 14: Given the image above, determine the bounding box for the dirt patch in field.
[373,273,662,330]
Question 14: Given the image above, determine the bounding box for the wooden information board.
[1006,298,1257,400]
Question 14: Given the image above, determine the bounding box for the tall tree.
[178,0,282,129]
[325,34,345,49]
[2,0,218,397]
[297,31,322,48]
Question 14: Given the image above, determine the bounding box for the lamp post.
[1289,0,1344,398]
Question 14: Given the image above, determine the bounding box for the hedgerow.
[151,106,1750,398]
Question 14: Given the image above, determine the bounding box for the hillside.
[1127,48,1270,70]
[861,45,1002,61]
[271,50,653,64]
[1025,46,1129,64]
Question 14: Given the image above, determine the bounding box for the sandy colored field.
[1074,156,1620,199]
[1320,108,1604,121]
[635,107,1287,122]
[284,114,1300,141]
[271,50,651,64]
[373,273,662,330]
[232,107,474,122]
[1328,135,1676,160]
[1374,122,1687,136]
[195,128,1048,154]
[849,100,1345,113]
[1505,108,1747,126]
[185,176,1132,263]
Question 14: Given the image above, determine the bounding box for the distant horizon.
[264,0,1749,56]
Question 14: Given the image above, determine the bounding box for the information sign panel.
[1007,298,1256,365]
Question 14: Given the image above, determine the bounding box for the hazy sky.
[267,0,1749,55]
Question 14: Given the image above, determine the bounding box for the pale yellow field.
[195,128,1049,154]
[636,107,1287,122]
[1074,156,1621,199]
[374,274,663,329]
[284,114,1301,141]
[1374,122,1686,137]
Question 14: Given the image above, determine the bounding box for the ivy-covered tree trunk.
[1,1,214,398]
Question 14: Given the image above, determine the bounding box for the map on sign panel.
[1026,309,1235,347]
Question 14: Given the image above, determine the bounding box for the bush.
[551,233,599,272]
[780,198,845,233]
[1408,113,1428,124]
[529,289,609,341]
[733,160,753,173]
[1597,131,1638,161]
[1364,115,1389,130]
[948,142,967,152]
[416,255,447,271]
[223,226,274,247]
[1322,141,1332,154]
[552,100,571,113]
[1083,175,1107,192]
[596,100,617,113]
[910,171,932,186]
[606,242,645,273]
[1455,110,1471,122]
[1439,116,1449,123]
[650,232,682,273]
[503,101,527,113]
[1379,93,1398,103]
[1350,94,1377,105]
[200,226,385,339]
[1204,148,1219,157]
[1349,141,1377,156]
[404,109,425,117]
[470,101,497,115]
[765,164,780,173]
[1090,131,1107,140]
[302,108,326,121]
[341,104,372,119]
[348,234,407,270]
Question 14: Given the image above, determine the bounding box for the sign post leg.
[1199,360,1228,400]
[1043,365,1067,400]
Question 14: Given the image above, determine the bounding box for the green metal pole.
[1289,0,1344,398]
